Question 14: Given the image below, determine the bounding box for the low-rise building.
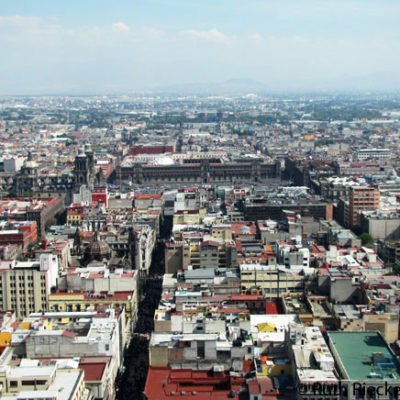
[289,325,338,400]
[0,197,64,239]
[361,211,400,241]
[328,331,400,400]
[333,304,399,343]
[0,362,85,400]
[240,264,304,298]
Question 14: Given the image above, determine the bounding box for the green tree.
[359,232,374,246]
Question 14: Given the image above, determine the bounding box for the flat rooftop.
[328,332,400,381]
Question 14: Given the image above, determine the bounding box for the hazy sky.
[1,0,400,94]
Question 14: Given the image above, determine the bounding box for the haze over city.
[1,0,400,94]
[3,2,400,400]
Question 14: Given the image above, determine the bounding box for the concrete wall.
[364,313,399,343]
[149,346,169,367]
[362,216,400,240]
[330,278,360,304]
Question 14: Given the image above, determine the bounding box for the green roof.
[328,331,400,381]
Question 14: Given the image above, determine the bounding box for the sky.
[1,0,400,94]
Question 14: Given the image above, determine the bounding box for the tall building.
[348,186,380,228]
[0,254,58,317]
[74,145,95,187]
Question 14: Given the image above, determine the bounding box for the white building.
[0,361,85,400]
[278,244,310,272]
[356,148,391,161]
[289,325,339,400]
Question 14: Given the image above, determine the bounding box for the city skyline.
[1,0,400,94]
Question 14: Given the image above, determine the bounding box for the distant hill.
[149,78,269,96]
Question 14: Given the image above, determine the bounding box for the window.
[22,380,37,386]
[10,381,18,388]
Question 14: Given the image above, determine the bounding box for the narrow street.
[116,218,170,399]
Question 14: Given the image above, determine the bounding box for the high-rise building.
[0,254,58,317]
[348,186,380,228]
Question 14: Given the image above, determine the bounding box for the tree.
[359,232,374,246]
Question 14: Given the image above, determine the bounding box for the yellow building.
[211,225,232,241]
[67,212,82,225]
[240,264,304,298]
[48,290,136,319]
[173,208,206,225]
[0,331,12,348]
[0,267,48,318]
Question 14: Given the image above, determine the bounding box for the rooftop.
[328,332,400,381]
[144,367,241,400]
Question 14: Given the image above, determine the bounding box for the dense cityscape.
[0,94,399,399]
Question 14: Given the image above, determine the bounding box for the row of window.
[5,276,46,281]
[10,380,47,388]
[7,289,38,295]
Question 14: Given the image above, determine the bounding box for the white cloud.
[0,15,59,32]
[1,14,400,93]
[0,15,40,25]
[139,27,166,39]
[112,22,131,32]
[249,32,263,42]
[180,28,231,44]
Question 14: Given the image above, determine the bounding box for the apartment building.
[0,254,58,317]
[240,264,304,298]
[53,267,139,322]
[165,239,236,273]
[348,186,380,228]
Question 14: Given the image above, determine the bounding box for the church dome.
[84,232,111,262]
